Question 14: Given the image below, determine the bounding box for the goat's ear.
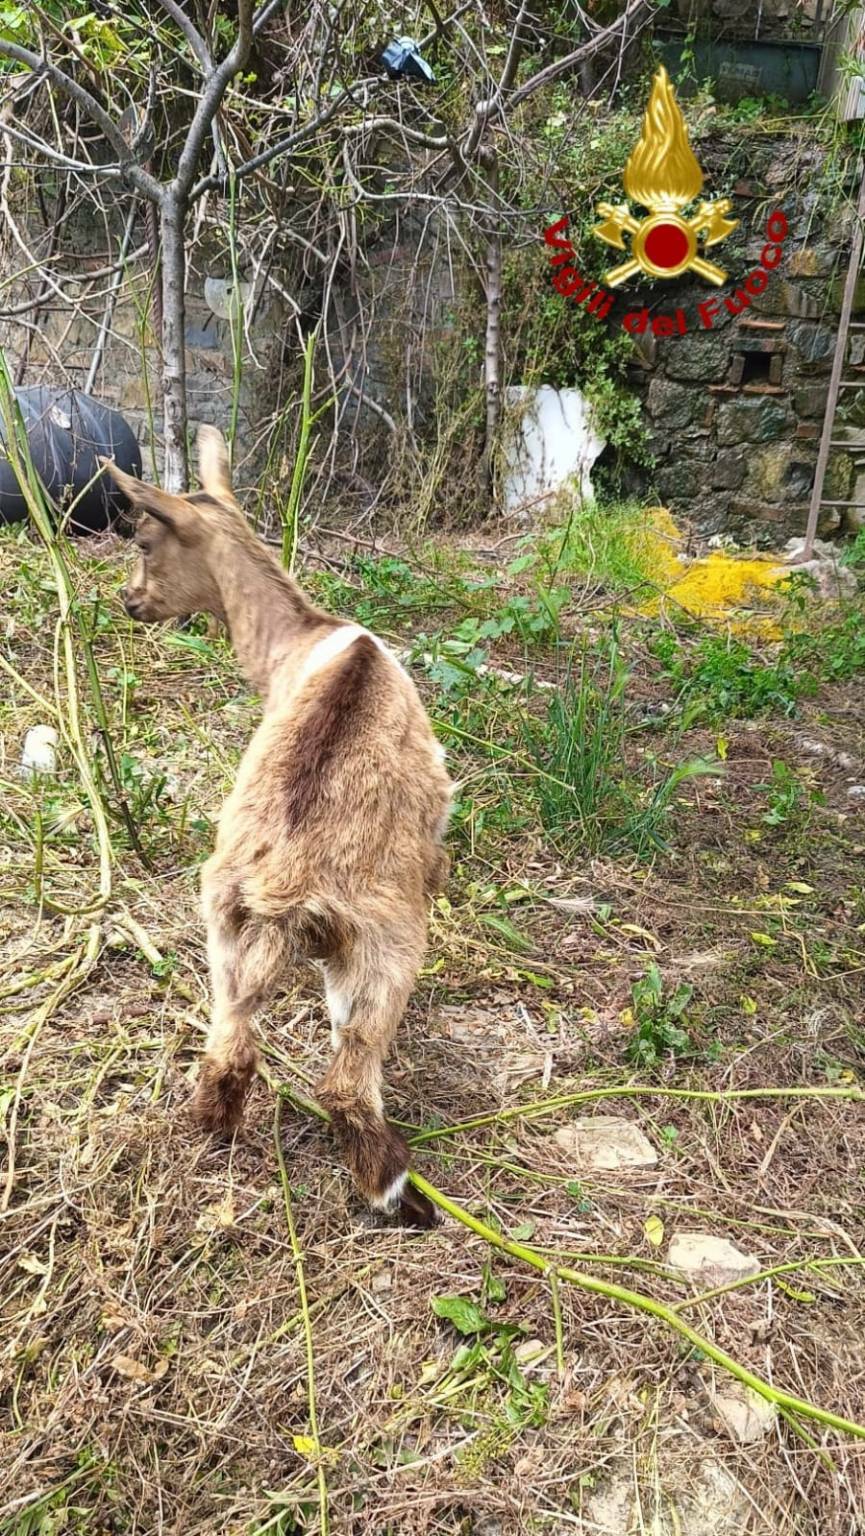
[98,458,199,543]
[197,425,233,500]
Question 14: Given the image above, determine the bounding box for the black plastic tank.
[0,387,142,533]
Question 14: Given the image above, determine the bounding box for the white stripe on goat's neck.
[299,622,392,688]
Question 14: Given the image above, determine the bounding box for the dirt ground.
[1,520,864,1536]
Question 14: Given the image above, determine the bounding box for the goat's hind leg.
[194,990,259,1135]
[318,939,435,1229]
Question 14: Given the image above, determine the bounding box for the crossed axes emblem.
[594,198,738,288]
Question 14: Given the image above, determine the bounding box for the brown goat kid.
[102,428,452,1227]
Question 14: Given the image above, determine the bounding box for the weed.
[513,497,661,595]
[758,760,809,827]
[784,606,865,683]
[625,964,693,1069]
[841,528,865,571]
[521,631,718,858]
[428,1293,550,1439]
[652,630,804,724]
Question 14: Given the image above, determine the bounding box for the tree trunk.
[482,152,502,492]
[160,193,189,491]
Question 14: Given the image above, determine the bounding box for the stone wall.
[0,203,449,500]
[0,231,288,488]
[668,0,823,41]
[622,137,857,546]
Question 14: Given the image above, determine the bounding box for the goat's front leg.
[317,941,435,1229]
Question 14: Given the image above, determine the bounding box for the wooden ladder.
[802,165,865,557]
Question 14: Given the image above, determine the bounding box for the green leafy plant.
[652,630,804,724]
[784,605,865,683]
[429,1293,550,1438]
[521,631,718,858]
[625,963,693,1069]
[758,760,810,827]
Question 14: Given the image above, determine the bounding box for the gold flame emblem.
[594,67,737,287]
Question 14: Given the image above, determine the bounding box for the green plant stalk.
[32,801,44,914]
[1,924,100,1212]
[548,1267,565,1378]
[0,352,113,911]
[80,598,151,866]
[273,1096,329,1535]
[282,327,317,572]
[409,1170,865,1442]
[0,649,59,717]
[137,300,160,483]
[272,1078,865,1443]
[409,1082,864,1146]
[431,714,590,795]
[672,1255,865,1313]
[226,168,243,461]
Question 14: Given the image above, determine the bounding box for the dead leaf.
[545,896,596,915]
[17,1252,49,1277]
[617,922,661,951]
[196,1191,235,1232]
[643,1215,664,1247]
[112,1354,170,1385]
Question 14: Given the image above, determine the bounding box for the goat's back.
[213,631,451,924]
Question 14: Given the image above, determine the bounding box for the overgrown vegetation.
[3,489,865,1533]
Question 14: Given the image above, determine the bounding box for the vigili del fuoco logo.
[543,66,789,336]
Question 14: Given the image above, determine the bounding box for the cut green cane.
[277,1078,865,1444]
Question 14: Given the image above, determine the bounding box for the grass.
[2,493,865,1533]
[520,629,719,858]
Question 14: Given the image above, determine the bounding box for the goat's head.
[101,426,235,623]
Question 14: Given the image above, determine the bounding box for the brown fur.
[282,634,379,831]
[101,430,452,1227]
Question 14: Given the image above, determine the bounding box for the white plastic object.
[21,724,58,775]
[501,385,606,518]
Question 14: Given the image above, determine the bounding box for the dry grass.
[1,522,864,1536]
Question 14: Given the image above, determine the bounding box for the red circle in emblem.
[643,222,690,270]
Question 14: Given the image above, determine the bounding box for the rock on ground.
[554,1115,658,1170]
[708,1380,778,1444]
[585,1456,748,1535]
[668,1232,760,1286]
[781,537,858,599]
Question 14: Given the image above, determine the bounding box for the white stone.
[584,1478,634,1535]
[847,785,865,800]
[668,1232,760,1286]
[798,737,855,770]
[709,1381,778,1444]
[21,724,58,776]
[684,1459,750,1534]
[501,385,605,517]
[554,1115,658,1170]
[585,1458,747,1536]
[780,538,858,599]
[204,275,254,321]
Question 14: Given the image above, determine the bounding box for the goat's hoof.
[191,1068,247,1138]
[395,1182,438,1230]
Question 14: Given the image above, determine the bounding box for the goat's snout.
[123,591,146,620]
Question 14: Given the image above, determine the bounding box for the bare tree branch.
[0,36,163,200]
[508,0,654,109]
[156,0,212,76]
[174,1,254,192]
